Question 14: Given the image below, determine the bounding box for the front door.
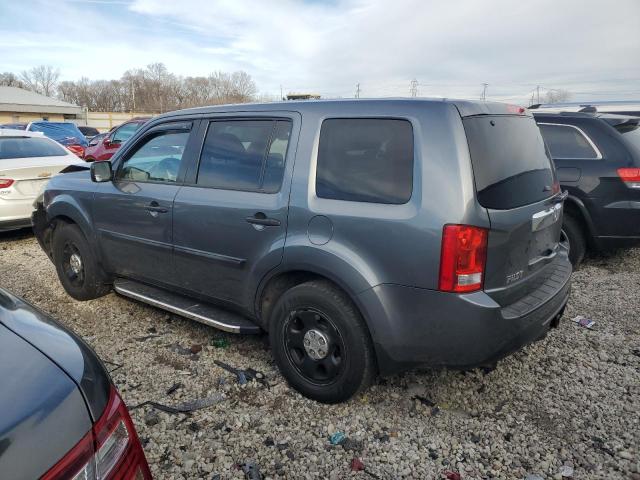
[172,115,299,307]
[93,121,196,286]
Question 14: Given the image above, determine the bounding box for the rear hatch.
[463,112,568,307]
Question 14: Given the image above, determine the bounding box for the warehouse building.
[0,86,83,124]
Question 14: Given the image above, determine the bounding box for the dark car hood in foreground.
[0,289,111,420]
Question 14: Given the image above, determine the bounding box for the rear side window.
[316,118,413,204]
[197,120,292,192]
[538,123,600,159]
[0,137,68,159]
[464,116,555,210]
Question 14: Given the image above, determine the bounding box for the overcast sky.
[1,0,638,104]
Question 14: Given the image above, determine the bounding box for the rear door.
[463,114,566,305]
[172,113,299,308]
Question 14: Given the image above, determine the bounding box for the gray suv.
[33,99,571,403]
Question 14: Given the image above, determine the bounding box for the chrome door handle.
[245,213,280,227]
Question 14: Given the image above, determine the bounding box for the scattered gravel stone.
[2,230,639,479]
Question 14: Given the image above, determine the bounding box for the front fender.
[46,193,95,242]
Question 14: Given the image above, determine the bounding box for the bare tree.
[20,65,60,96]
[0,72,24,88]
[544,89,572,104]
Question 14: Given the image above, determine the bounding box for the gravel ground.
[1,229,639,480]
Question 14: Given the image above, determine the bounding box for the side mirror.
[91,161,113,183]
[110,138,122,146]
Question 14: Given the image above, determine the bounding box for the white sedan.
[0,129,80,232]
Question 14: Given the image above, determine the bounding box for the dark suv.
[533,111,640,266]
[33,99,571,402]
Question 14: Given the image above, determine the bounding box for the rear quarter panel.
[283,101,489,292]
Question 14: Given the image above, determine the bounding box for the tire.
[269,280,375,403]
[52,223,110,301]
[562,214,586,269]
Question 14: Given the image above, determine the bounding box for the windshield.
[464,115,556,210]
[0,136,68,159]
[28,122,88,147]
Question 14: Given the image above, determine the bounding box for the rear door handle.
[245,213,281,227]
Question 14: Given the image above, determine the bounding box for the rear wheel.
[52,223,110,300]
[269,280,375,403]
[562,214,586,269]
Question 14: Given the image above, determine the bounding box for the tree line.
[0,63,258,113]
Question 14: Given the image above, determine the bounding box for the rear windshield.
[0,136,68,160]
[463,115,555,210]
[616,123,640,153]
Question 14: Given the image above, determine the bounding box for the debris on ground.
[329,431,346,445]
[166,382,183,395]
[210,336,230,348]
[341,437,364,452]
[572,315,596,329]
[443,471,461,480]
[167,343,199,357]
[103,359,123,373]
[214,360,267,386]
[374,432,390,443]
[240,460,263,480]
[524,475,543,480]
[559,465,574,477]
[134,333,164,342]
[144,410,160,426]
[413,395,435,407]
[132,393,225,415]
[189,343,203,354]
[350,457,365,472]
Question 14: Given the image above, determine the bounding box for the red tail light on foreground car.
[439,224,488,293]
[618,167,640,189]
[0,178,14,189]
[41,387,151,480]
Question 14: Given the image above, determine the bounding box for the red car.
[84,118,150,162]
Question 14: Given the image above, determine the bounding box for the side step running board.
[113,279,261,334]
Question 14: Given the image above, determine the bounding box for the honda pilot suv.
[33,99,571,403]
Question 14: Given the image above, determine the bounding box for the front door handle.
[145,201,168,215]
[245,212,281,227]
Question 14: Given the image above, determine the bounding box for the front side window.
[538,123,600,159]
[316,118,414,204]
[112,122,142,144]
[197,119,292,192]
[117,131,189,183]
[0,136,68,160]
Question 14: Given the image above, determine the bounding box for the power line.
[410,79,418,97]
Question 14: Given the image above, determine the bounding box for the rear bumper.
[0,218,32,232]
[358,259,571,375]
[0,197,36,230]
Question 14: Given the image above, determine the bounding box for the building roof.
[0,86,83,115]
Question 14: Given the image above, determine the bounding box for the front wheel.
[269,280,375,403]
[52,223,111,300]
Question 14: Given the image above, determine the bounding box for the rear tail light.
[618,167,640,189]
[41,386,151,480]
[67,144,86,158]
[0,179,14,189]
[439,224,488,293]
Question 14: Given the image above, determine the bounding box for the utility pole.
[280,85,284,101]
[410,79,418,97]
[131,78,136,113]
[355,83,361,98]
[536,85,541,104]
[481,83,488,101]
